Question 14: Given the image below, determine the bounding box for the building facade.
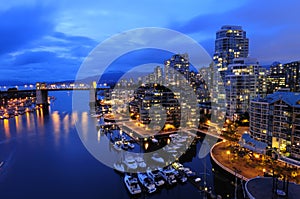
[213,25,249,80]
[164,53,190,86]
[129,84,181,130]
[266,62,286,94]
[285,61,300,92]
[250,92,300,160]
[225,57,263,119]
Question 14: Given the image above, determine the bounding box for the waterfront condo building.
[250,91,300,160]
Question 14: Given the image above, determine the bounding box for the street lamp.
[226,150,231,162]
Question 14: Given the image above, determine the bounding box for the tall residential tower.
[213,25,249,79]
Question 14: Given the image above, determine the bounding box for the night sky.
[0,0,299,82]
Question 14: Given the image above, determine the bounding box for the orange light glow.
[4,119,11,138]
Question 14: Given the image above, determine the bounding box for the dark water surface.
[0,91,234,199]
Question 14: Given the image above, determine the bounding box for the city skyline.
[0,0,300,82]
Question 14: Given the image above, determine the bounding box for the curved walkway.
[211,140,300,183]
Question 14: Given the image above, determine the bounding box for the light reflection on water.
[15,116,21,134]
[0,91,234,199]
[63,114,70,135]
[3,119,10,138]
[81,112,89,141]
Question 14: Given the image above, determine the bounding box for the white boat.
[158,168,177,185]
[113,163,125,173]
[121,141,129,150]
[113,141,122,151]
[182,167,194,176]
[172,162,184,170]
[135,156,146,169]
[137,172,156,194]
[150,137,158,144]
[151,153,164,164]
[183,167,201,182]
[128,142,135,149]
[123,156,138,170]
[124,174,142,195]
[173,169,187,183]
[123,141,134,149]
[147,169,165,187]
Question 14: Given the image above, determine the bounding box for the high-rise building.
[250,91,300,160]
[164,53,189,86]
[266,62,287,94]
[213,25,249,79]
[154,66,163,85]
[225,57,264,119]
[285,61,300,92]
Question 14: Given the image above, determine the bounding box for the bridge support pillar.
[36,82,48,106]
[89,81,97,114]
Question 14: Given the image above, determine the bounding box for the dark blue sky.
[0,0,299,83]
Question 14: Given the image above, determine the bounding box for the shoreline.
[210,141,249,181]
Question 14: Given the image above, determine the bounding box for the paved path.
[211,140,300,183]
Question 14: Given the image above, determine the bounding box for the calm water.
[0,91,234,199]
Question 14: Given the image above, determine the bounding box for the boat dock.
[115,121,178,142]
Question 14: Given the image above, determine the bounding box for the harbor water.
[0,91,235,199]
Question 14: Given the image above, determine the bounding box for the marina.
[97,116,223,198]
[0,91,237,199]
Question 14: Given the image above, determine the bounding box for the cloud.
[0,29,98,82]
[171,0,300,64]
[1,0,299,83]
[13,51,57,65]
[0,3,56,54]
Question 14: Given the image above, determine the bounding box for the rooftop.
[252,91,300,108]
[246,177,300,199]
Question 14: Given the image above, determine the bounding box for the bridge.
[0,82,110,107]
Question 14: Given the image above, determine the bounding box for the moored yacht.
[151,153,164,164]
[113,162,125,173]
[137,172,156,194]
[135,156,146,169]
[123,156,138,170]
[124,174,142,195]
[113,141,122,151]
[146,169,165,187]
[158,167,177,186]
[174,169,187,183]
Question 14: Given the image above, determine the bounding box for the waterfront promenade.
[211,139,300,182]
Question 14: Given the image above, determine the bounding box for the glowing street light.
[226,150,231,162]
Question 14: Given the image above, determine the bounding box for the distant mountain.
[76,71,150,84]
[0,70,151,87]
[0,80,27,86]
